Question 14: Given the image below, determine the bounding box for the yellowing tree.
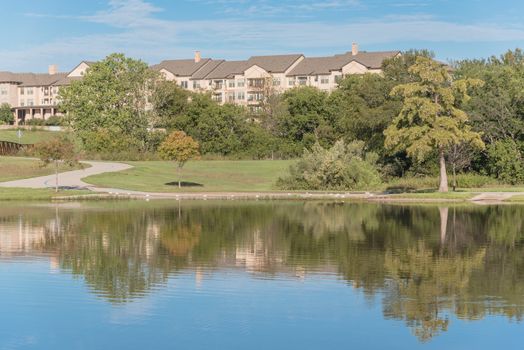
[158,130,200,188]
[384,57,485,192]
[35,136,79,192]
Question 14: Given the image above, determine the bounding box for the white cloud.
[2,0,524,71]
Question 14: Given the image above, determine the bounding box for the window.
[237,79,245,88]
[20,88,25,95]
[27,99,34,106]
[193,81,201,89]
[180,81,188,89]
[272,78,281,86]
[320,77,329,84]
[27,88,34,95]
[335,75,343,84]
[212,93,223,103]
[237,92,245,100]
[20,101,25,107]
[0,88,7,95]
[228,80,235,88]
[298,77,307,86]
[228,93,235,102]
[288,79,295,86]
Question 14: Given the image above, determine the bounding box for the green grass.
[504,195,524,202]
[0,188,91,201]
[0,156,85,182]
[84,160,295,192]
[387,191,475,200]
[0,129,66,145]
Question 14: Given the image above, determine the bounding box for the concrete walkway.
[470,192,522,203]
[0,161,132,189]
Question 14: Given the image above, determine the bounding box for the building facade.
[0,44,400,124]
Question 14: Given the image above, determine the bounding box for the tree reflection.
[2,201,524,341]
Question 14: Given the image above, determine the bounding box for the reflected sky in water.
[0,201,523,349]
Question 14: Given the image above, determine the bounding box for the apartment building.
[0,61,93,125]
[0,44,400,124]
[153,44,400,110]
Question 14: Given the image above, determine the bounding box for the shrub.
[277,140,382,191]
[44,116,65,126]
[486,140,524,184]
[26,118,45,126]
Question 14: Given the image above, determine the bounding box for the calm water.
[0,200,523,349]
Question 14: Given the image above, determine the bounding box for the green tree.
[59,53,160,154]
[384,57,485,192]
[158,130,200,188]
[0,103,14,125]
[34,135,79,192]
[486,139,524,184]
[151,80,190,128]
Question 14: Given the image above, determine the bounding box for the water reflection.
[1,201,524,342]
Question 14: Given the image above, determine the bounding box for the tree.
[59,53,160,154]
[34,136,79,192]
[384,57,485,192]
[151,80,190,128]
[0,103,14,125]
[158,130,200,188]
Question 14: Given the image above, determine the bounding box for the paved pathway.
[0,161,132,189]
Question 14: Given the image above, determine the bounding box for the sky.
[2,0,524,72]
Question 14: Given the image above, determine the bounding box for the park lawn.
[0,129,66,145]
[84,160,295,192]
[0,156,85,182]
[0,188,91,201]
[387,191,475,200]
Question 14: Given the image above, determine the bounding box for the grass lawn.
[84,160,295,192]
[0,156,85,182]
[0,188,91,201]
[0,129,66,145]
[387,191,475,200]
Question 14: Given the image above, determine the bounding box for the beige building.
[0,61,93,125]
[153,44,400,111]
[0,44,400,123]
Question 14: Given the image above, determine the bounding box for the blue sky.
[2,0,524,72]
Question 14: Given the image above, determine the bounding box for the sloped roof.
[287,51,400,76]
[152,58,212,77]
[55,76,83,86]
[246,54,303,73]
[0,72,67,86]
[191,60,224,80]
[205,61,249,79]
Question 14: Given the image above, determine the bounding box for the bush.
[44,116,65,126]
[277,140,382,191]
[26,118,45,126]
[486,140,524,184]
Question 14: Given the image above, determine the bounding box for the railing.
[0,141,26,155]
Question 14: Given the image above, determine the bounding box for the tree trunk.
[178,166,182,189]
[452,163,457,192]
[55,160,59,193]
[438,149,448,193]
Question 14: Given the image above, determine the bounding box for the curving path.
[0,161,132,189]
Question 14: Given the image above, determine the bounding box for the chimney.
[48,64,58,75]
[194,51,201,63]
[351,43,359,56]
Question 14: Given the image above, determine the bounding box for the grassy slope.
[0,156,85,182]
[0,130,66,144]
[84,160,294,192]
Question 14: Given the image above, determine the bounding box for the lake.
[0,200,523,349]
